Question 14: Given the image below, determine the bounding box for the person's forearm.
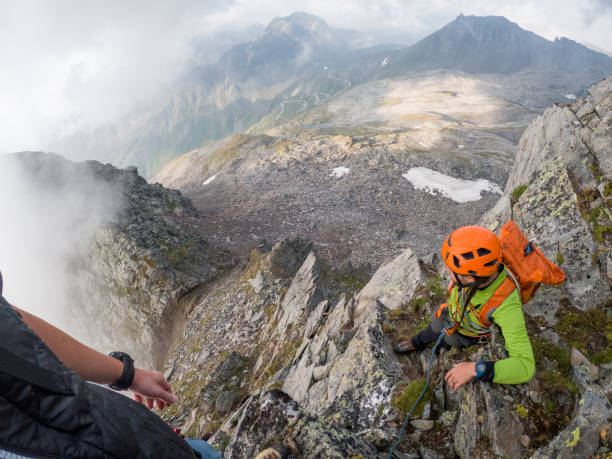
[490,302,535,384]
[12,305,123,384]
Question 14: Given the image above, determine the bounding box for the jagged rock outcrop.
[164,229,609,457]
[476,76,612,458]
[531,363,611,459]
[282,246,425,439]
[214,389,379,459]
[160,237,318,436]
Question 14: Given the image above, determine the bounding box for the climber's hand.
[130,368,178,410]
[445,361,477,391]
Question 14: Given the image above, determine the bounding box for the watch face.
[476,362,486,374]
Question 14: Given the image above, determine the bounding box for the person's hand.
[445,361,476,391]
[129,368,178,410]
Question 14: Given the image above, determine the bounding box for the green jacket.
[448,269,535,384]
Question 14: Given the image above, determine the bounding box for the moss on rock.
[511,184,528,203]
[391,379,434,418]
[554,304,611,363]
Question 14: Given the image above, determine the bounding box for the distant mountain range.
[377,14,612,75]
[48,13,612,177]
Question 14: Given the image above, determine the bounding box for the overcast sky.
[0,0,610,154]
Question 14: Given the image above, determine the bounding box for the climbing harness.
[386,324,452,459]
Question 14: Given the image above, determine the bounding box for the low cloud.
[0,153,121,330]
[0,1,237,152]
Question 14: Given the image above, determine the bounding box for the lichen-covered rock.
[452,381,480,459]
[222,389,378,459]
[599,363,612,397]
[199,352,248,419]
[281,248,426,439]
[482,76,612,318]
[531,385,612,459]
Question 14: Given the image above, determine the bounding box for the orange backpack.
[499,220,565,303]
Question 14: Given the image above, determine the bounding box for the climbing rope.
[385,324,452,459]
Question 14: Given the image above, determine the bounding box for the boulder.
[221,389,378,459]
[353,247,425,319]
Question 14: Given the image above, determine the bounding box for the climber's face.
[443,264,476,287]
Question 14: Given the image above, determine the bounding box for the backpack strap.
[0,345,75,395]
[477,276,517,328]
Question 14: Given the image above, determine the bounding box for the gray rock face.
[69,161,230,368]
[275,251,326,338]
[353,247,425,317]
[282,247,425,436]
[220,389,378,458]
[449,328,523,459]
[200,352,248,419]
[482,76,612,317]
[531,385,612,459]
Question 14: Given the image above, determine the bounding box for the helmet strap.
[455,276,481,289]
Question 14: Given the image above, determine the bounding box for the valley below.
[153,71,534,268]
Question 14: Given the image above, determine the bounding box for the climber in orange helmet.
[395,226,535,390]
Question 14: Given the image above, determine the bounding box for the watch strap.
[474,361,496,382]
[474,361,486,381]
[109,352,135,391]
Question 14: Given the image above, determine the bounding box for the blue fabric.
[185,439,222,459]
[0,449,33,459]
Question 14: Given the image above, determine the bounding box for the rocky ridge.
[482,75,612,319]
[156,78,612,458]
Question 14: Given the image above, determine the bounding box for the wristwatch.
[108,352,135,391]
[474,361,487,381]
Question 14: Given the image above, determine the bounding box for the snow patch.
[330,166,350,178]
[381,56,389,67]
[202,174,217,185]
[418,142,429,148]
[403,167,502,203]
[565,94,577,100]
[458,144,464,149]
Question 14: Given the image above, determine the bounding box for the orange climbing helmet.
[441,226,502,277]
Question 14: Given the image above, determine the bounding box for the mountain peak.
[266,12,331,41]
[285,11,328,29]
[444,14,523,39]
